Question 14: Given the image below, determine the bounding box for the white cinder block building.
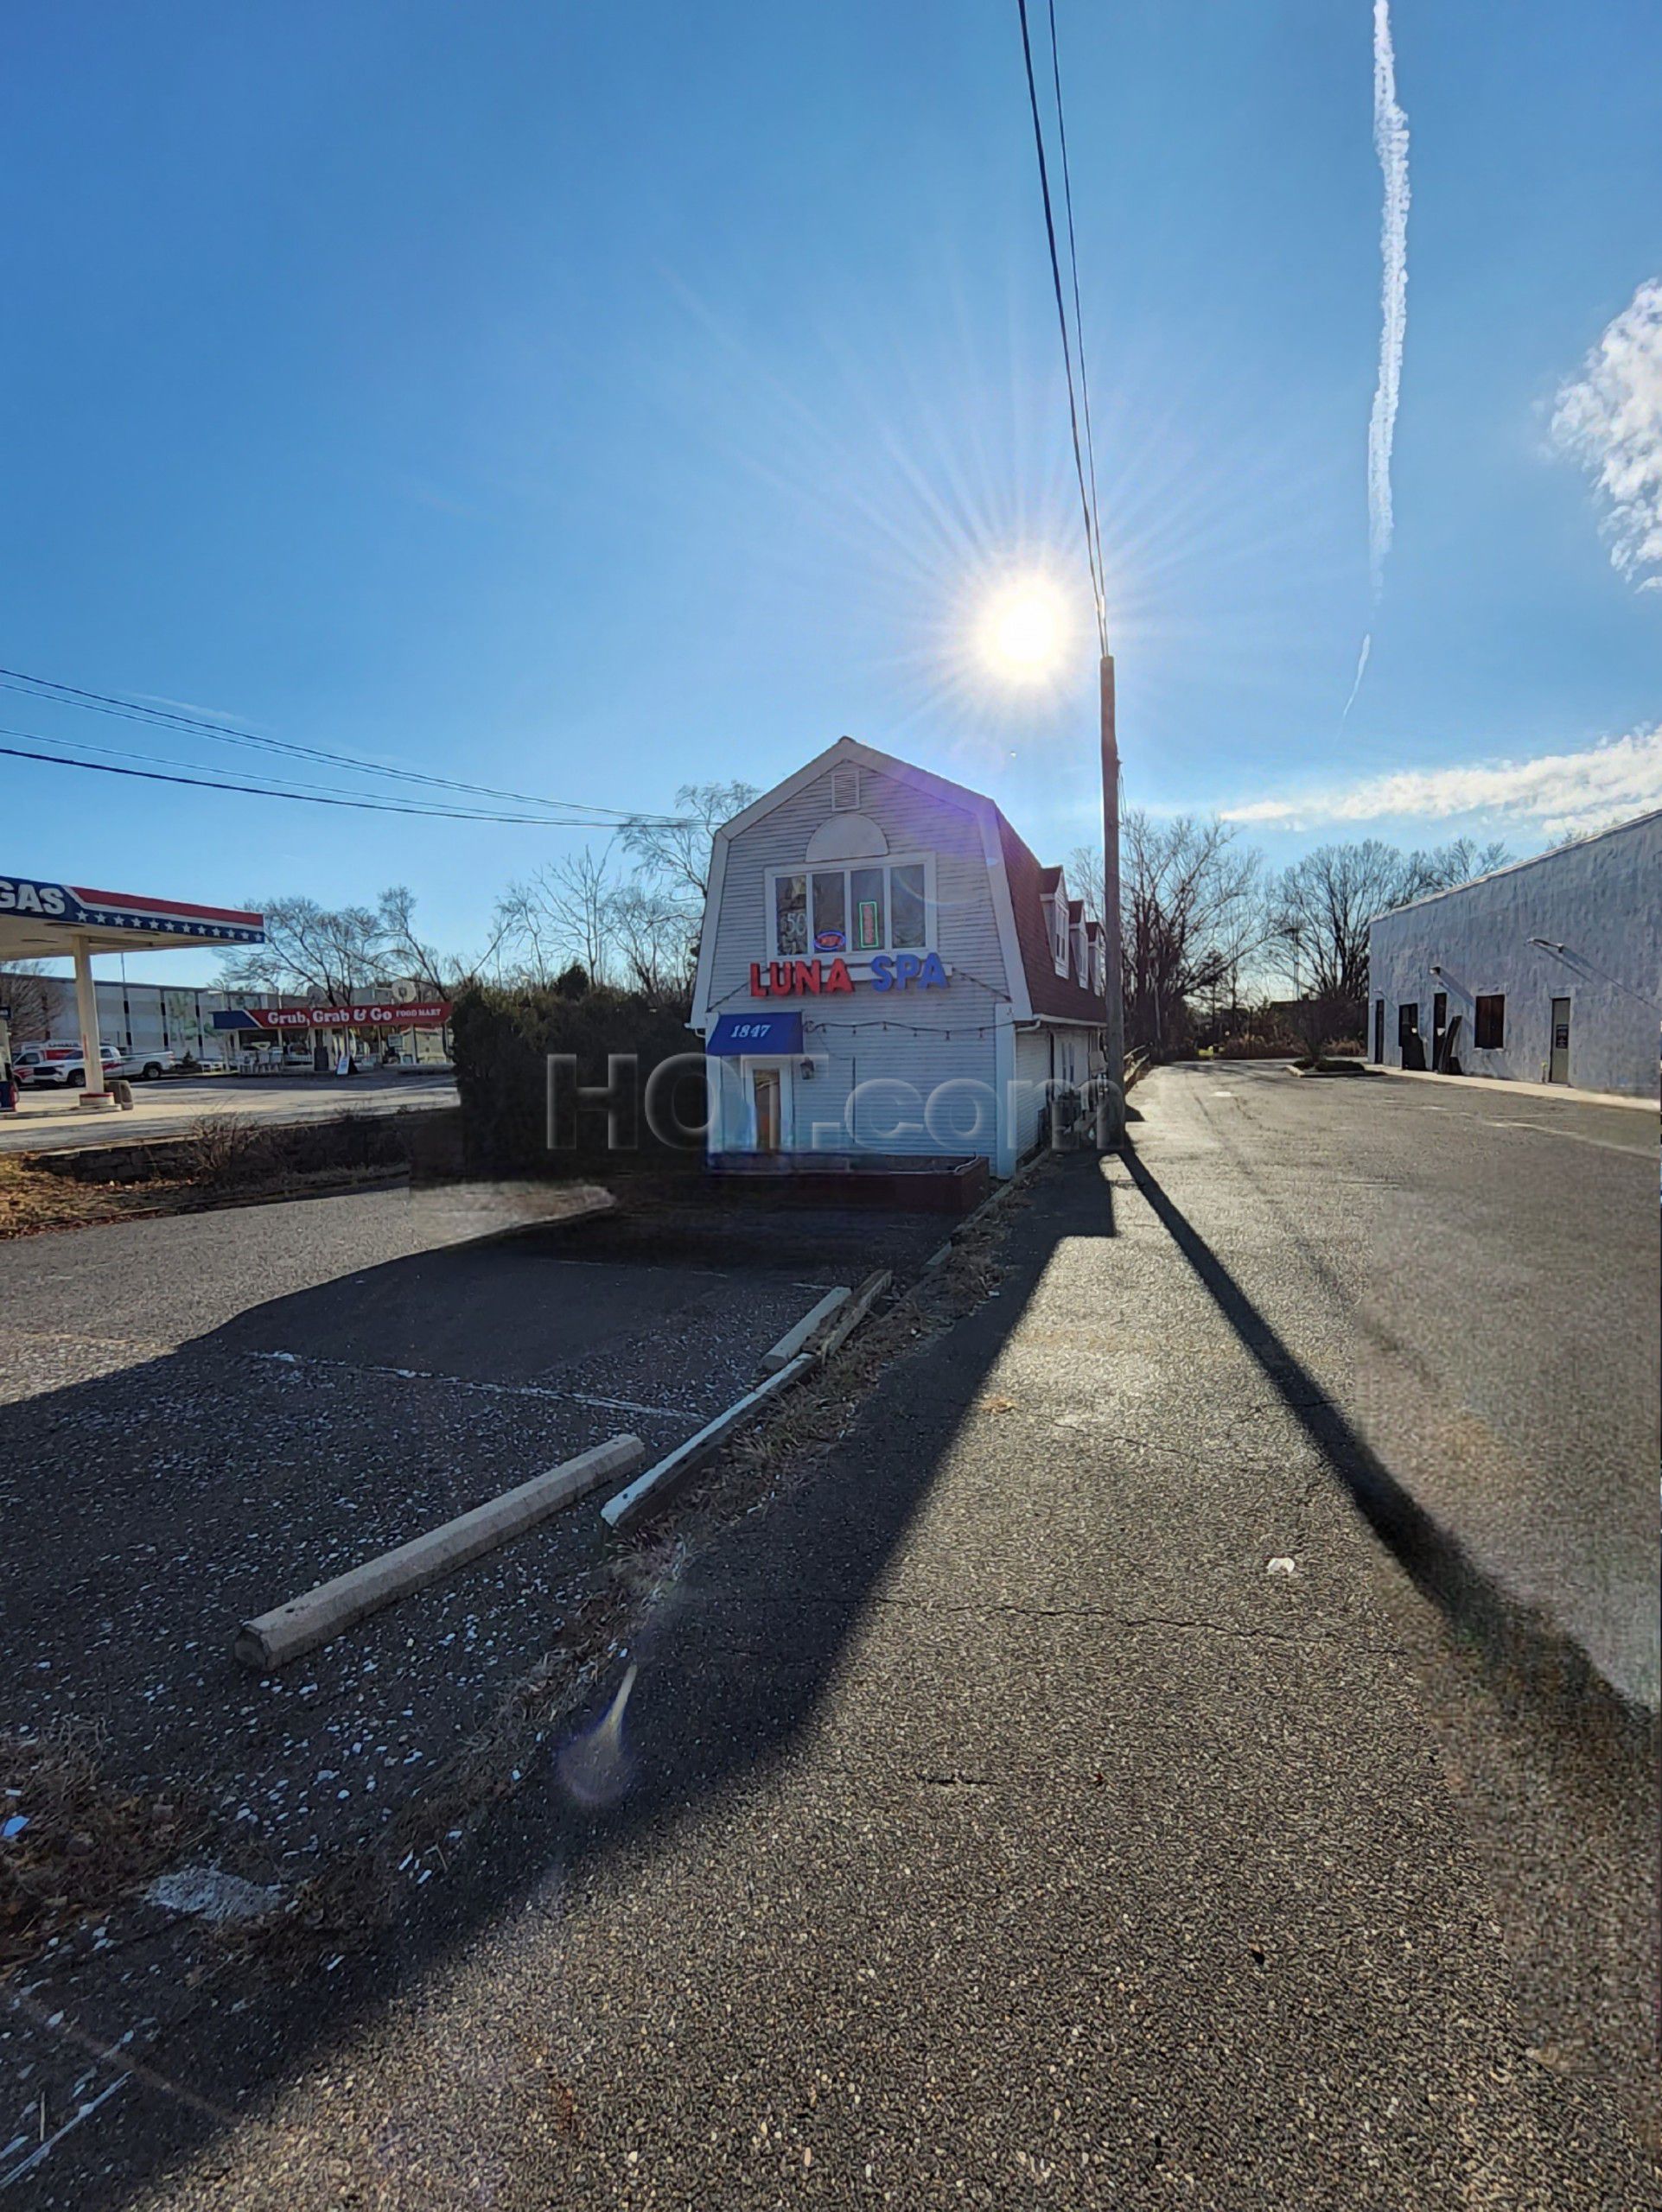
[691,737,1107,1179]
[1366,810,1661,1098]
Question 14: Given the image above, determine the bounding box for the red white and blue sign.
[213,1000,451,1032]
[0,875,264,944]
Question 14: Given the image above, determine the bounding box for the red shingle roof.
[997,817,1107,1022]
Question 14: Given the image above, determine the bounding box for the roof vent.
[830,766,860,811]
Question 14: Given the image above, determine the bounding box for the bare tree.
[494,848,620,986]
[0,960,60,1042]
[608,881,689,997]
[1266,836,1513,1012]
[219,897,388,1005]
[1083,815,1264,1055]
[493,785,757,996]
[1411,837,1512,893]
[622,781,756,905]
[373,884,508,993]
[218,887,470,1004]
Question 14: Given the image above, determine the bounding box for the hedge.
[450,982,705,1176]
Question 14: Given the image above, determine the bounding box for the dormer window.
[1045,887,1070,976]
[1071,920,1087,979]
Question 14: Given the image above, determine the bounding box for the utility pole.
[1098,652,1125,1144]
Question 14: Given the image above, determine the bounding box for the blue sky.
[3,0,1658,984]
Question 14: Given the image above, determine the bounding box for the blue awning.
[707,1012,804,1057]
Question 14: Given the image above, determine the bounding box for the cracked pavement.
[11,1067,1657,2206]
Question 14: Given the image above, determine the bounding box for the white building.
[691,736,1107,1179]
[1366,810,1660,1097]
[1,973,258,1065]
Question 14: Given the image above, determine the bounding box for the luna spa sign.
[748,953,948,997]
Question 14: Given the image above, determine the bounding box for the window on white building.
[774,873,808,957]
[1044,893,1068,974]
[768,856,933,958]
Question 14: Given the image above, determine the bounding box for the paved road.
[1156,1061,1658,1708]
[15,1071,1653,2207]
[0,1071,457,1154]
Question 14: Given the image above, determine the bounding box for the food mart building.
[691,738,1108,1179]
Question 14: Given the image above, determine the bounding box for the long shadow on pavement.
[1118,1139,1652,1766]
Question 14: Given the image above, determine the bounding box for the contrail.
[1340,632,1372,721]
[1349,0,1410,712]
[1367,0,1409,595]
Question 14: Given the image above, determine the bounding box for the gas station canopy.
[0,874,264,959]
[0,870,264,1109]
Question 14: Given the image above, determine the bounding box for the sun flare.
[977,577,1071,681]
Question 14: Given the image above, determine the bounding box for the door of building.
[1397,1001,1423,1068]
[746,1062,791,1151]
[1548,997,1571,1084]
[1373,998,1385,1064]
[1431,991,1448,1069]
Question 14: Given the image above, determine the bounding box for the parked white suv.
[14,1040,130,1087]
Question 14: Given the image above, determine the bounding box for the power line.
[0,721,587,817]
[1046,0,1106,614]
[0,663,685,827]
[0,734,669,827]
[1016,0,1106,654]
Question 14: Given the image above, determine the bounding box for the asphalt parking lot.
[1,1179,944,2160]
[3,1185,941,1849]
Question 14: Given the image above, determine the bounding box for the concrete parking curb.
[600,1360,812,1534]
[234,1432,646,1671]
[806,1269,891,1361]
[759,1286,850,1375]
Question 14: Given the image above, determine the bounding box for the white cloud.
[1223,723,1662,839]
[1551,277,1662,590]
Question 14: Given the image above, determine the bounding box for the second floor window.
[769,857,932,958]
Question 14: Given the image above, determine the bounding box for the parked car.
[124,1046,184,1080]
[13,1040,129,1087]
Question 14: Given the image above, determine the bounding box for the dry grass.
[0,1154,193,1240]
[186,1109,271,1188]
[0,1722,199,1973]
[0,1112,416,1241]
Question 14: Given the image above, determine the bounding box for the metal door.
[1373,998,1385,1063]
[1431,991,1448,1069]
[1548,998,1570,1084]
